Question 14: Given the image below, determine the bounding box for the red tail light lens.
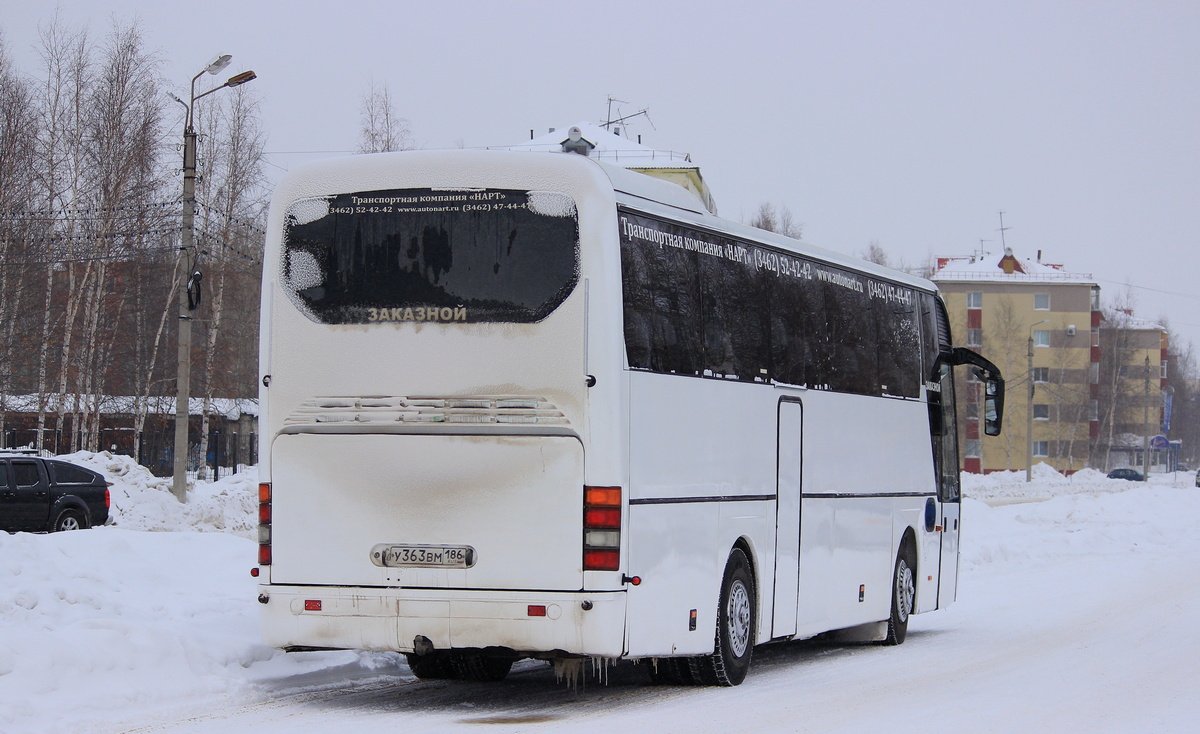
[583,486,621,571]
[258,482,272,566]
[584,507,620,528]
[104,488,111,509]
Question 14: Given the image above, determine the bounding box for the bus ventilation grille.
[284,396,569,427]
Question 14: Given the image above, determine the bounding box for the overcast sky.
[5,1,1199,347]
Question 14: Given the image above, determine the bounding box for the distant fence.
[1,425,257,479]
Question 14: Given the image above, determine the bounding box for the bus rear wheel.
[449,651,513,682]
[406,652,459,680]
[690,548,755,686]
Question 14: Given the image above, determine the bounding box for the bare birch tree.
[192,84,267,476]
[358,80,412,153]
[749,202,803,239]
[0,32,39,441]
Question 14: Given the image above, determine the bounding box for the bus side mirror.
[981,371,1004,436]
[947,347,1005,437]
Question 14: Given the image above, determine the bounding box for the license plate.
[370,544,476,569]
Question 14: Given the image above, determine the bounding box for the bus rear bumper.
[258,585,628,658]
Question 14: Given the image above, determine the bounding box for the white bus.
[256,149,1003,686]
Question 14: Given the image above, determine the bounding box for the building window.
[1091,326,1100,347]
[1161,361,1168,379]
[965,439,982,458]
[967,329,983,347]
[1090,362,1099,383]
[966,292,982,309]
[1032,441,1049,457]
[966,401,980,419]
[1033,404,1049,420]
[1090,399,1099,421]
[1032,367,1049,383]
[1034,293,1050,310]
[1091,288,1100,311]
[1034,330,1050,347]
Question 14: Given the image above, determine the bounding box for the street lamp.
[1026,319,1050,482]
[172,55,256,503]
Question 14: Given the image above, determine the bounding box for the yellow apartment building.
[1096,310,1173,473]
[933,248,1100,474]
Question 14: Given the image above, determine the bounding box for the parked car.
[1195,471,1199,489]
[1106,467,1144,482]
[0,452,110,532]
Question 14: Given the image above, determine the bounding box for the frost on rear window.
[280,188,580,324]
[526,191,576,218]
[287,198,329,226]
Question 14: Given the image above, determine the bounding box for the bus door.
[772,398,803,637]
[933,360,961,606]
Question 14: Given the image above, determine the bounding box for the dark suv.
[0,452,110,532]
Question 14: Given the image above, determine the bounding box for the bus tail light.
[584,486,621,571]
[258,482,272,566]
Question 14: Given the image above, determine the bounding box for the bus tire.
[646,657,695,685]
[405,652,460,680]
[883,543,916,646]
[449,651,513,682]
[691,548,755,686]
[52,508,87,532]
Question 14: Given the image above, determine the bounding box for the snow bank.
[0,528,274,733]
[2,459,1198,732]
[962,461,1196,503]
[56,451,258,538]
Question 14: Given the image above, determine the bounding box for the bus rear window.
[281,188,579,324]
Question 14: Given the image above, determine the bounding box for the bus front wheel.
[690,548,755,686]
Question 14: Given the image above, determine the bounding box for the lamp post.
[171,55,257,503]
[1026,319,1050,482]
[1142,354,1151,481]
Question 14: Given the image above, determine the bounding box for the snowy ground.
[2,455,1198,733]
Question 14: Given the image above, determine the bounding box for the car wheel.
[690,548,755,686]
[883,544,915,646]
[53,509,87,532]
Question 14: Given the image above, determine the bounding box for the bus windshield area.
[281,188,579,324]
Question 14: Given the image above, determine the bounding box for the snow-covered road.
[2,456,1197,733]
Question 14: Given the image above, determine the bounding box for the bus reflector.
[304,600,322,611]
[528,605,547,617]
[258,482,272,566]
[583,486,621,571]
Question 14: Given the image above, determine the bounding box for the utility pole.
[1027,319,1049,482]
[1143,354,1151,480]
[171,55,256,502]
[172,118,198,502]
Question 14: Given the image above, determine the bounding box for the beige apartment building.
[933,248,1100,474]
[1096,310,1173,473]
